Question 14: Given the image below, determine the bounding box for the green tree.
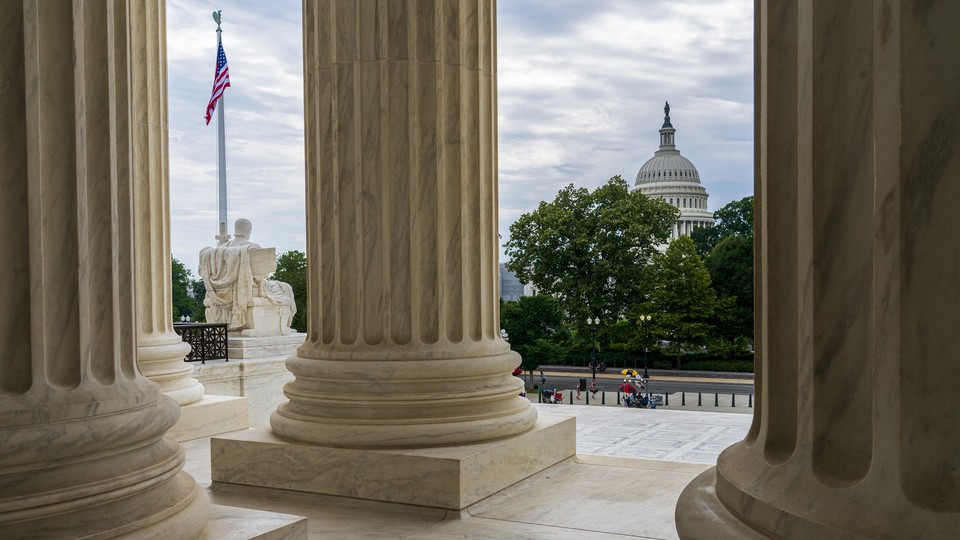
[523,339,568,375]
[271,250,307,332]
[505,176,678,329]
[691,195,754,256]
[190,276,206,322]
[171,257,203,321]
[647,236,718,366]
[705,234,753,352]
[500,295,568,373]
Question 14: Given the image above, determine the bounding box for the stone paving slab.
[532,403,752,464]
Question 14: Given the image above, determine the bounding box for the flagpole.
[217,89,228,243]
[214,13,230,244]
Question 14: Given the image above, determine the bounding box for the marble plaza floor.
[545,404,751,464]
[183,404,751,539]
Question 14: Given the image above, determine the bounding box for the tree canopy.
[646,236,717,365]
[504,176,678,327]
[497,188,756,373]
[500,295,568,373]
[691,195,754,256]
[171,257,205,321]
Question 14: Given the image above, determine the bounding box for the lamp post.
[639,314,652,379]
[587,317,599,381]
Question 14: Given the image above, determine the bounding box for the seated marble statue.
[198,218,297,336]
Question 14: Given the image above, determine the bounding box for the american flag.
[205,37,231,125]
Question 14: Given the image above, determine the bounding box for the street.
[528,373,753,397]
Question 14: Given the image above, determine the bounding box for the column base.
[212,414,575,510]
[169,394,250,442]
[677,452,960,538]
[158,375,207,407]
[139,335,205,406]
[2,472,209,540]
[271,396,538,448]
[675,467,769,539]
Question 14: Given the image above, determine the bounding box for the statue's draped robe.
[199,245,296,331]
[200,245,256,329]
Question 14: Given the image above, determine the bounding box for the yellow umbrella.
[620,369,639,377]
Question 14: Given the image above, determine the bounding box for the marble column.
[271,0,537,448]
[0,2,208,537]
[676,1,960,538]
[132,0,204,407]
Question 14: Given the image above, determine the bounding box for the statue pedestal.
[228,333,306,360]
[240,300,294,337]
[211,414,576,510]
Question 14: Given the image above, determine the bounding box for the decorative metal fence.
[173,323,228,364]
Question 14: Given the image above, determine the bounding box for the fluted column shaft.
[132,0,204,406]
[272,0,536,447]
[0,2,207,537]
[676,1,960,538]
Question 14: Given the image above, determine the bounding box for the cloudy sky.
[166,0,754,274]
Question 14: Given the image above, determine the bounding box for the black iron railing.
[173,323,228,364]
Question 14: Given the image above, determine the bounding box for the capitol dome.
[632,102,714,242]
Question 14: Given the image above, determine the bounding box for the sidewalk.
[537,404,751,463]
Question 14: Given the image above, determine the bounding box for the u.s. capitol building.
[632,102,714,240]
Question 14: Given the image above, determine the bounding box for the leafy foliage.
[271,250,307,332]
[171,257,205,321]
[498,187,755,373]
[500,296,568,372]
[705,234,753,353]
[523,339,569,370]
[647,236,718,365]
[692,195,754,256]
[190,278,207,322]
[689,195,755,354]
[504,176,677,329]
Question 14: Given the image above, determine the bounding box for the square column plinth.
[211,415,576,510]
[169,395,250,442]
